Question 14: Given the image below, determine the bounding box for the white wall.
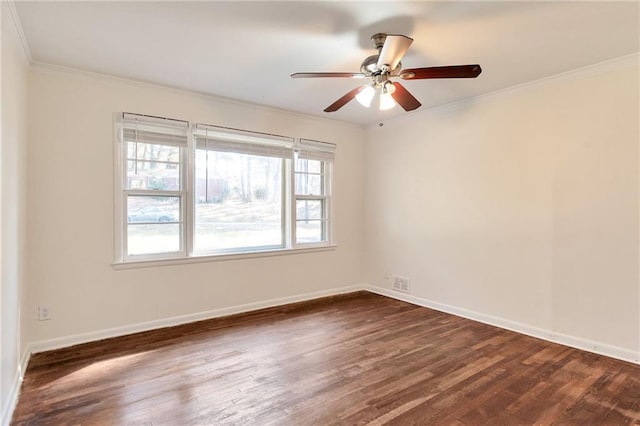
[24,66,366,347]
[23,55,640,362]
[1,2,29,423]
[365,55,640,360]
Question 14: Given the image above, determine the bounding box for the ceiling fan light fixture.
[355,84,375,107]
[379,92,396,110]
[379,83,396,110]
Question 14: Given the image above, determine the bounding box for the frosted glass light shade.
[379,90,396,110]
[379,82,396,110]
[356,85,375,108]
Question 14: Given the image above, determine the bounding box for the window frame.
[115,113,190,262]
[191,123,295,256]
[292,155,332,248]
[114,113,335,266]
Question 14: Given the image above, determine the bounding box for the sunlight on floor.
[51,350,155,385]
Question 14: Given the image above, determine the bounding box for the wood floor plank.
[11,291,640,425]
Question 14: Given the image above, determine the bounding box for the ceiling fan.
[291,33,482,113]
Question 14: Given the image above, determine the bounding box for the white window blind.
[122,113,189,147]
[297,138,336,162]
[194,124,294,158]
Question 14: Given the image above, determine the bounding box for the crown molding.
[30,61,365,130]
[6,0,33,64]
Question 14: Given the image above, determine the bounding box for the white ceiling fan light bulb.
[379,83,396,110]
[385,81,396,95]
[356,85,375,108]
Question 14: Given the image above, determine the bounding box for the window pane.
[127,196,180,223]
[195,150,283,252]
[127,160,180,190]
[127,224,181,255]
[296,200,323,221]
[127,142,180,162]
[296,220,324,244]
[295,173,322,195]
[126,142,180,190]
[295,158,322,174]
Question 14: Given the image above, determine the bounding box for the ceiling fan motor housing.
[360,55,379,75]
[361,33,403,77]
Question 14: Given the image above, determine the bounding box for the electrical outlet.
[393,276,411,293]
[384,271,390,280]
[38,305,51,321]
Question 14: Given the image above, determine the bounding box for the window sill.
[112,244,338,270]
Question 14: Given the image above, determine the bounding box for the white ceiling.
[13,1,640,125]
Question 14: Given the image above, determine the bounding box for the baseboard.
[1,371,20,426]
[21,283,639,386]
[366,285,639,365]
[1,349,30,426]
[27,284,364,354]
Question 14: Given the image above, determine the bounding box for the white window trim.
[114,112,124,261]
[114,113,337,267]
[292,139,335,248]
[292,161,333,248]
[115,113,190,263]
[112,244,338,270]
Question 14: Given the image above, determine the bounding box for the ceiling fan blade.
[400,65,482,80]
[390,82,421,111]
[291,72,367,79]
[376,35,413,71]
[324,85,367,112]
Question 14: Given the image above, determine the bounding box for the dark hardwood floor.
[12,291,640,425]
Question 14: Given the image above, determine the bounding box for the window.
[115,114,335,263]
[193,124,293,254]
[119,113,188,260]
[294,139,334,244]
